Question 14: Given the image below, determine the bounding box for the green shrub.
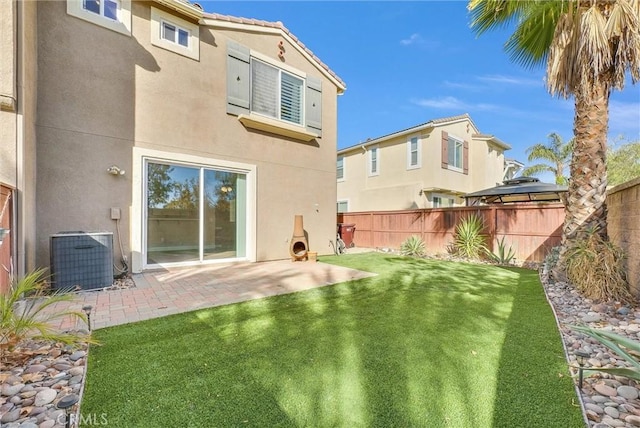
[571,325,640,381]
[486,236,516,265]
[544,246,561,272]
[400,235,426,257]
[453,214,489,260]
[1,269,95,355]
[565,228,631,302]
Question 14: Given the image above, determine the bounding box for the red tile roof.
[203,12,346,90]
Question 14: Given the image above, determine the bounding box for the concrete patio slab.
[48,259,376,331]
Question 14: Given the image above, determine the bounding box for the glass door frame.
[133,148,256,272]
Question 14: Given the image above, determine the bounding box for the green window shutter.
[305,76,322,137]
[226,41,250,116]
[463,140,469,174]
[441,131,448,169]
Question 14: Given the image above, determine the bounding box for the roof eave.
[200,17,346,93]
[154,0,203,20]
[338,122,436,154]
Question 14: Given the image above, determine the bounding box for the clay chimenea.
[289,215,308,261]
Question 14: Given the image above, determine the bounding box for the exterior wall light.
[107,165,125,176]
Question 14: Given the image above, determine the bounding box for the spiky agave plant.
[400,235,426,257]
[453,214,489,260]
[0,269,95,354]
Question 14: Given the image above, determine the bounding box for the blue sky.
[206,1,640,175]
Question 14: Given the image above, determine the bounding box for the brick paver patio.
[49,259,375,331]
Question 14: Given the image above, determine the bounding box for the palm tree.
[468,0,640,257]
[522,133,574,185]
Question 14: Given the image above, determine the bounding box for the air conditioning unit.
[50,232,114,291]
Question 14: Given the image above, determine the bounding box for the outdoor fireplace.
[289,215,308,261]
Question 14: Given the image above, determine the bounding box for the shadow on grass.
[81,254,582,427]
[491,266,584,428]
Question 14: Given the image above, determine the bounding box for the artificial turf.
[80,253,584,427]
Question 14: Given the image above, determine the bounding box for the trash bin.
[338,223,356,248]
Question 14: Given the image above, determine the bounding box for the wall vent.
[50,232,114,291]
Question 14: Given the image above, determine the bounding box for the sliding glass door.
[145,161,246,266]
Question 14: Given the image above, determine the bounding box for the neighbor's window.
[337,200,348,213]
[369,146,379,176]
[161,21,190,48]
[251,58,304,126]
[337,156,344,180]
[432,196,454,208]
[83,0,119,20]
[408,136,421,169]
[448,137,464,169]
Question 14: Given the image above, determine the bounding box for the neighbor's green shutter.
[226,41,250,116]
[305,76,322,137]
[441,131,448,169]
[463,140,469,174]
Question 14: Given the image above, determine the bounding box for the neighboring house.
[0,0,345,283]
[503,158,525,181]
[336,114,511,212]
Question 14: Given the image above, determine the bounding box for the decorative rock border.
[541,267,640,428]
[1,341,88,428]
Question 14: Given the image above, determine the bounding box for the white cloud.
[400,33,439,48]
[412,96,499,112]
[477,74,543,87]
[400,33,422,46]
[443,80,483,91]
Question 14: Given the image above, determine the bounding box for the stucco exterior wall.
[607,177,640,295]
[1,0,38,275]
[35,1,339,270]
[337,118,506,212]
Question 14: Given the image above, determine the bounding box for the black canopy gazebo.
[464,177,567,205]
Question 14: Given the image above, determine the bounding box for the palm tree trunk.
[563,82,610,244]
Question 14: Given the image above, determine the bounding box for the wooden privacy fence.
[338,203,565,262]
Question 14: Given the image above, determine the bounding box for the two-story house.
[0,0,345,286]
[336,114,510,212]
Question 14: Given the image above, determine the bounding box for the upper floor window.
[407,136,421,169]
[150,7,200,60]
[441,131,468,174]
[337,156,345,180]
[251,59,304,126]
[162,21,190,48]
[227,41,323,140]
[448,137,464,170]
[83,0,119,20]
[368,146,379,176]
[67,0,132,35]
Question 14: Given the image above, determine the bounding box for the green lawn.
[80,253,584,427]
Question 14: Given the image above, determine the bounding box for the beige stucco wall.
[35,1,340,270]
[0,0,38,275]
[607,177,640,295]
[337,118,506,212]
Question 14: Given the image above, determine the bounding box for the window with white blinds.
[251,58,304,126]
